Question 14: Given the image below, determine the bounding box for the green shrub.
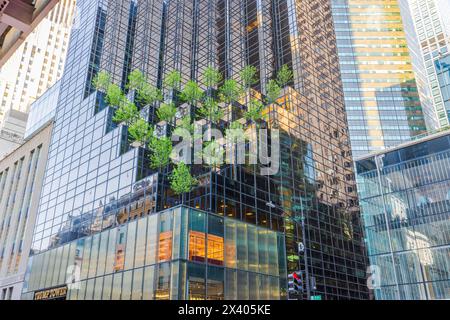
[92,71,111,93]
[170,162,197,195]
[156,102,177,122]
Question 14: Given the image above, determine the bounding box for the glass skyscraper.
[435,53,450,122]
[21,0,368,300]
[356,130,450,300]
[399,0,450,129]
[331,0,427,157]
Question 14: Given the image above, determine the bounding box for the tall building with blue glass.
[356,130,450,300]
[331,0,427,157]
[435,54,450,123]
[20,0,369,300]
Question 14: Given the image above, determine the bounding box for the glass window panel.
[270,276,280,300]
[225,220,237,268]
[172,208,182,260]
[58,244,71,285]
[208,215,224,266]
[51,247,63,286]
[80,237,91,280]
[189,231,206,263]
[132,268,144,300]
[114,227,126,272]
[170,262,180,300]
[237,270,249,300]
[247,225,258,272]
[97,231,109,276]
[146,214,158,265]
[155,263,171,300]
[258,274,270,300]
[93,277,103,300]
[225,268,237,300]
[248,272,259,300]
[135,218,147,268]
[105,230,116,274]
[258,229,268,275]
[236,222,248,270]
[122,270,133,300]
[29,254,42,292]
[45,249,56,288]
[102,274,113,300]
[159,213,173,262]
[125,221,137,270]
[78,280,86,300]
[143,265,155,300]
[88,234,100,278]
[111,272,123,300]
[85,278,95,300]
[187,263,206,300]
[207,265,224,300]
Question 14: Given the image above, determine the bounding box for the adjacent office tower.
[0,0,76,125]
[399,0,450,129]
[0,124,53,301]
[0,0,60,67]
[356,130,450,300]
[435,53,450,116]
[21,0,368,300]
[331,0,427,157]
[0,81,60,299]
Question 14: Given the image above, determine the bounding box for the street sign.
[311,295,322,300]
[310,276,317,290]
[298,242,305,254]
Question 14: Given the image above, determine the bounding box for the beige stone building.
[0,0,61,67]
[0,0,76,124]
[0,123,52,300]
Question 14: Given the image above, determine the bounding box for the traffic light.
[288,271,304,294]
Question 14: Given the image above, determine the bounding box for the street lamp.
[266,201,312,300]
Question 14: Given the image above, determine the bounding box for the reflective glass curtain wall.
[356,132,450,300]
[435,54,450,122]
[22,206,286,300]
[331,0,427,157]
[23,0,369,300]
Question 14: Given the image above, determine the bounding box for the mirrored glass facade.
[21,206,286,300]
[435,53,450,122]
[23,0,369,300]
[399,0,450,129]
[24,80,60,140]
[331,0,427,157]
[356,131,450,299]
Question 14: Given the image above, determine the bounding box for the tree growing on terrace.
[128,117,153,145]
[148,136,173,171]
[276,64,293,88]
[156,102,177,122]
[244,98,265,125]
[203,66,223,89]
[106,83,126,107]
[197,97,223,124]
[265,79,281,105]
[138,82,163,106]
[127,69,146,91]
[219,79,242,105]
[180,80,204,107]
[92,71,111,93]
[112,99,139,126]
[164,70,182,92]
[170,162,197,195]
[240,65,258,92]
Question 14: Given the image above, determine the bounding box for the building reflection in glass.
[356,131,450,300]
[23,206,285,300]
